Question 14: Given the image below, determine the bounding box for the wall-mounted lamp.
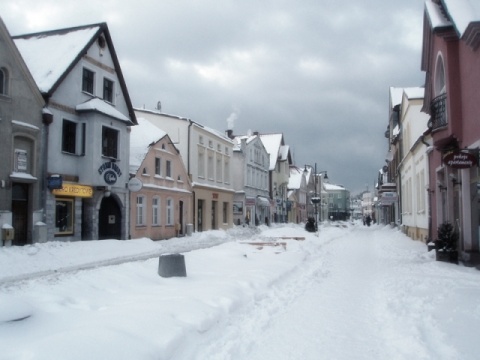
[449,173,461,186]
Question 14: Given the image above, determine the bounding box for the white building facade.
[14,23,137,241]
[231,134,270,226]
[397,88,430,242]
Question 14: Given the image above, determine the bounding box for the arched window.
[434,55,446,96]
[0,67,8,95]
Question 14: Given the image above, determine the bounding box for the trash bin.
[158,253,187,278]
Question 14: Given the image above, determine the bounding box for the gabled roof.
[12,22,137,125]
[129,117,167,173]
[288,165,304,190]
[424,0,480,46]
[0,16,44,106]
[259,133,293,170]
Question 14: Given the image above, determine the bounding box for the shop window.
[102,126,118,159]
[55,198,74,235]
[82,68,95,94]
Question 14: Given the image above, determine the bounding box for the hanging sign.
[98,162,122,185]
[443,151,477,169]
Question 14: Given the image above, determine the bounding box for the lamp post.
[304,163,328,233]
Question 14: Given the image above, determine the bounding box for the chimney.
[226,129,234,139]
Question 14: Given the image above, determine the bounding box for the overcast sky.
[1,0,426,195]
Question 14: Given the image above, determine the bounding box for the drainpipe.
[41,106,53,226]
[187,120,195,231]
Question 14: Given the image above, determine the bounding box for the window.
[166,160,172,178]
[216,154,222,182]
[102,126,118,159]
[103,78,114,103]
[198,148,205,178]
[223,202,228,224]
[62,120,77,154]
[0,67,8,95]
[55,198,74,235]
[208,150,214,180]
[136,195,146,225]
[82,68,95,94]
[155,157,161,176]
[152,197,161,225]
[166,198,174,225]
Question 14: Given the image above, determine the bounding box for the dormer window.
[103,78,114,103]
[82,68,95,95]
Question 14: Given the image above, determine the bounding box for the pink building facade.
[421,0,480,264]
[129,118,193,240]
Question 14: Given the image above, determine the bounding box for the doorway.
[98,196,121,239]
[197,199,204,232]
[12,183,29,245]
[179,200,184,235]
[212,200,217,230]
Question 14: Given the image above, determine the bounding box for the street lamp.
[304,163,328,233]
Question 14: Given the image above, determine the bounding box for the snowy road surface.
[1,223,480,360]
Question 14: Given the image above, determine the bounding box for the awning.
[256,196,270,207]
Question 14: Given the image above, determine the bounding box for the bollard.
[158,253,187,278]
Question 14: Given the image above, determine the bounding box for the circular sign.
[128,177,143,192]
[104,170,118,185]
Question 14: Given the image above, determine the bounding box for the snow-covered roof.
[13,25,100,93]
[129,117,167,173]
[288,166,304,190]
[76,98,131,122]
[403,87,424,100]
[279,145,290,161]
[259,133,283,170]
[442,0,480,37]
[425,0,452,30]
[232,135,256,151]
[324,183,345,191]
[425,0,480,38]
[390,87,424,108]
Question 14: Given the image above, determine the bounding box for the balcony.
[430,93,447,130]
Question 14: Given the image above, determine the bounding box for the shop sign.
[443,151,477,169]
[15,149,27,172]
[52,184,93,198]
[380,192,397,205]
[47,175,63,190]
[98,162,122,185]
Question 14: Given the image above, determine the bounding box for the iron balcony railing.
[430,93,447,130]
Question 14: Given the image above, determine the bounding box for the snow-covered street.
[1,223,480,360]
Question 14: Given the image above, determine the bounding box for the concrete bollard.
[158,253,187,278]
